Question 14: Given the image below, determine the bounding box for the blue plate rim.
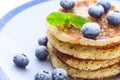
[0,0,50,80]
[0,0,50,31]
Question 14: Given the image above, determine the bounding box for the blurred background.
[0,0,30,18]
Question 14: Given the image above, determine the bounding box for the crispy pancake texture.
[48,43,120,80]
[47,0,120,49]
[52,46,120,71]
[47,32,120,60]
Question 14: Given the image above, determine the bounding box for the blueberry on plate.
[35,46,48,61]
[82,23,100,39]
[60,0,75,10]
[97,0,111,11]
[88,4,104,18]
[38,36,48,46]
[52,68,68,80]
[107,10,120,25]
[34,71,51,80]
[13,54,29,68]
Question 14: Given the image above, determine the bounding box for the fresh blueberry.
[38,36,48,46]
[107,10,120,25]
[35,46,48,61]
[82,23,100,39]
[88,4,104,18]
[13,54,29,68]
[52,68,68,80]
[34,71,51,80]
[97,0,111,11]
[60,0,75,10]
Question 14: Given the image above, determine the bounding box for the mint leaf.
[46,12,68,26]
[46,12,89,29]
[69,13,89,28]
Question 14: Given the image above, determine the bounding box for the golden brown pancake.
[47,32,120,60]
[47,0,120,49]
[52,46,120,71]
[46,0,120,79]
[48,43,120,80]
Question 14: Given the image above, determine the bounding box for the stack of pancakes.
[47,0,120,80]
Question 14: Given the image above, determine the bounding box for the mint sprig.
[46,12,89,29]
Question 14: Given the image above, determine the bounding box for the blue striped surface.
[0,0,49,80]
[0,0,49,31]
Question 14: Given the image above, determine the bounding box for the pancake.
[47,32,120,60]
[47,0,120,49]
[48,43,120,80]
[52,46,120,71]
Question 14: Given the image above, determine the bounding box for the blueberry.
[35,46,48,61]
[97,0,111,11]
[52,68,68,80]
[82,23,100,39]
[38,36,48,46]
[88,4,104,18]
[107,10,120,25]
[13,54,29,68]
[34,71,51,80]
[60,0,75,10]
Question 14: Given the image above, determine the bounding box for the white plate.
[0,0,120,80]
[0,1,59,80]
